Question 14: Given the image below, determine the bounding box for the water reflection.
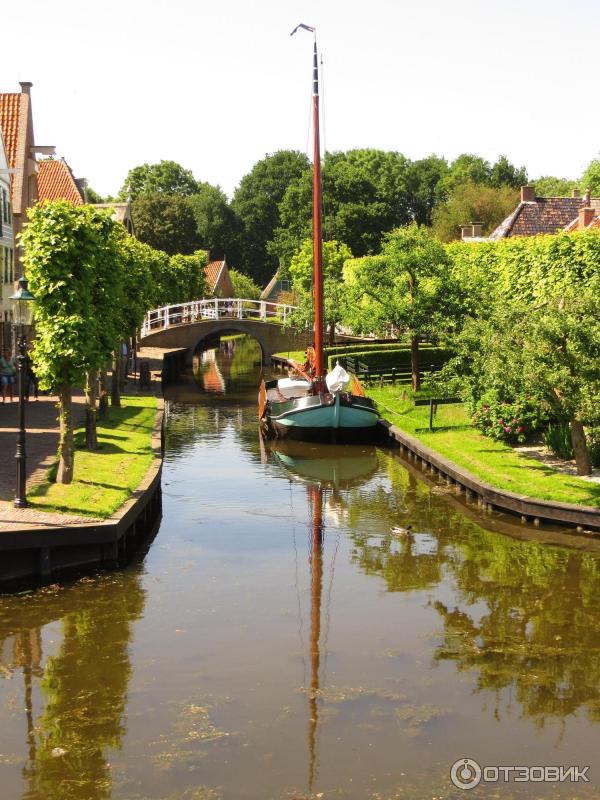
[0,572,145,800]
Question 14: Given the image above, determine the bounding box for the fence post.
[429,398,434,431]
[392,367,396,385]
[260,301,266,321]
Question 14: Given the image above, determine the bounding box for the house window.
[9,249,13,283]
[2,189,7,223]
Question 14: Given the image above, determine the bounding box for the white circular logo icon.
[450,758,482,790]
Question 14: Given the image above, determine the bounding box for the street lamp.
[10,276,35,508]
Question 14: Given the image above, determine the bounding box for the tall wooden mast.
[311,37,325,392]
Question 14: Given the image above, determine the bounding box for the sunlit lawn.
[370,385,600,508]
[28,395,158,518]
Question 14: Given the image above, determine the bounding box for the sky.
[4,0,599,199]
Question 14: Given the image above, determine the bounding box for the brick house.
[37,157,85,205]
[0,127,15,348]
[0,83,55,279]
[205,258,234,297]
[461,186,600,241]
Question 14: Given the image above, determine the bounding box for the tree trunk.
[111,349,121,408]
[411,335,420,392]
[56,379,74,484]
[570,418,591,476]
[328,321,336,346]
[98,368,109,420]
[85,369,98,450]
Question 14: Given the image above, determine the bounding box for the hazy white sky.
[4,0,599,198]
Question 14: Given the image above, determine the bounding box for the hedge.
[329,346,452,373]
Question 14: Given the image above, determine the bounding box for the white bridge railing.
[140,298,298,338]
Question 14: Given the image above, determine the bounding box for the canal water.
[1,335,600,799]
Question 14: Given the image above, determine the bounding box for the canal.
[1,334,600,799]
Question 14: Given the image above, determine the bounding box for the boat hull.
[265,392,380,444]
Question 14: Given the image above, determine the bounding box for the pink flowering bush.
[469,392,548,444]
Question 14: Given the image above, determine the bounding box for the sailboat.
[259,27,379,443]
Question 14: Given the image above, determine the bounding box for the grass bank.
[370,386,600,508]
[28,395,158,518]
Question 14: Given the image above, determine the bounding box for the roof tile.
[37,159,84,205]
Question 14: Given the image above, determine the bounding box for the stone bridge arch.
[140,318,309,367]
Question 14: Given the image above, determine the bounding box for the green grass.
[274,350,305,362]
[370,385,600,508]
[28,395,158,519]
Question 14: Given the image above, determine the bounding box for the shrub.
[469,391,548,444]
[542,421,573,460]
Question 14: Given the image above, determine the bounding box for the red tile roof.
[205,260,225,293]
[491,196,589,238]
[0,94,22,170]
[37,159,84,205]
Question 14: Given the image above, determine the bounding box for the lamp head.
[10,276,35,328]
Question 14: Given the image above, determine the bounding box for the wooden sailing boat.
[259,28,379,443]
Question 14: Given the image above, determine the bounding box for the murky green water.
[1,336,600,799]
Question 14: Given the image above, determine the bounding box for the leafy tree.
[231,150,311,285]
[131,193,199,255]
[489,154,528,189]
[345,224,452,389]
[85,186,104,204]
[431,181,519,242]
[581,157,600,196]
[117,160,199,200]
[271,149,412,271]
[288,239,353,344]
[188,183,241,263]
[406,155,449,225]
[21,203,122,481]
[228,268,261,300]
[533,175,578,197]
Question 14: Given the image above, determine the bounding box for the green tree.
[489,154,528,189]
[271,149,412,271]
[21,203,122,482]
[345,224,452,389]
[131,193,199,255]
[581,157,600,195]
[405,154,449,225]
[533,175,578,197]
[85,186,104,203]
[431,181,519,242]
[231,150,311,285]
[288,239,353,344]
[188,183,241,263]
[117,160,199,200]
[228,268,261,300]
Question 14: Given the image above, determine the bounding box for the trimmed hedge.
[329,346,452,373]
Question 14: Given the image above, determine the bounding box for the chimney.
[583,189,591,205]
[19,81,32,95]
[460,225,473,240]
[521,186,536,202]
[572,187,580,198]
[578,207,595,230]
[471,223,483,238]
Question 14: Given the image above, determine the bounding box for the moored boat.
[259,27,379,443]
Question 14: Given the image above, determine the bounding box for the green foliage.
[470,391,548,444]
[118,160,199,200]
[345,223,454,339]
[131,193,199,255]
[581,157,600,195]
[431,182,519,242]
[228,268,261,299]
[21,202,122,390]
[287,239,353,338]
[533,175,578,197]
[85,185,104,203]
[436,153,527,201]
[543,420,574,459]
[188,182,241,262]
[232,150,311,285]
[271,149,412,270]
[329,345,452,373]
[166,250,208,305]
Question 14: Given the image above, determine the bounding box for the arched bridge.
[140,298,309,365]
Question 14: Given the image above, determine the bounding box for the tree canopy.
[118,160,199,200]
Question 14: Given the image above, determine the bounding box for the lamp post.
[10,276,35,508]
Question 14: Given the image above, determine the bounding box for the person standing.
[0,349,16,403]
